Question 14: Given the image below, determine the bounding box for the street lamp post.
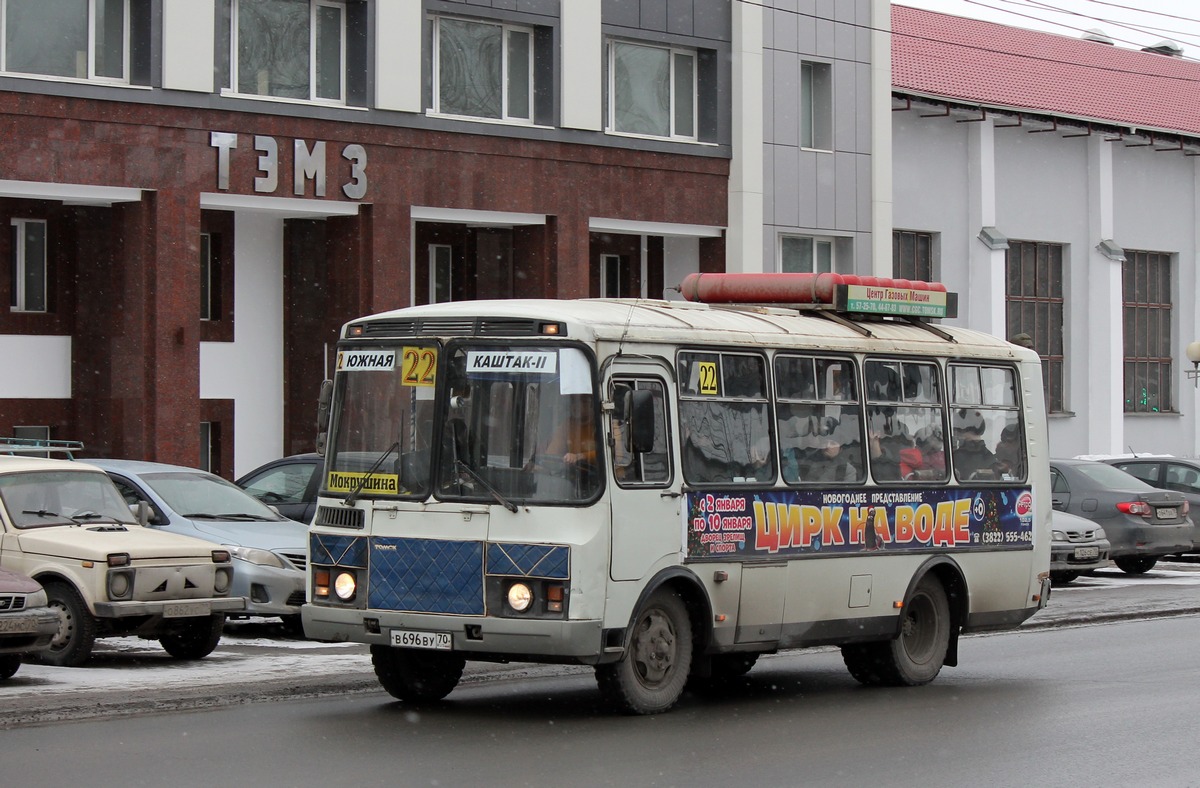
[1187,342,1200,388]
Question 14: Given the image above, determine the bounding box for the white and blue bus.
[302,273,1051,714]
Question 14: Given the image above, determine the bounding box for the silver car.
[91,460,307,625]
[1049,509,1110,584]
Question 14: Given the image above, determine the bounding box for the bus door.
[605,365,681,582]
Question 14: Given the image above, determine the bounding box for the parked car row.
[0,440,312,676]
[1049,456,1198,583]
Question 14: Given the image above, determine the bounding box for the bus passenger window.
[678,352,774,485]
[948,364,1025,483]
[865,359,947,484]
[776,355,863,485]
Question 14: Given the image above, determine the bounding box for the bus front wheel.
[841,575,950,687]
[596,589,693,714]
[371,645,465,703]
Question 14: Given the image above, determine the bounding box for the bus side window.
[948,364,1025,482]
[611,378,671,486]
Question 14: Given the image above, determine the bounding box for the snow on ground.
[0,632,371,699]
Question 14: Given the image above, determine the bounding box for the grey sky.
[894,0,1200,57]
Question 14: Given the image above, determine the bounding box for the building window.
[433,16,532,122]
[608,40,696,140]
[893,230,934,282]
[781,235,833,274]
[200,421,220,474]
[1005,240,1064,413]
[10,218,47,313]
[600,254,624,298]
[801,60,832,150]
[2,0,128,81]
[200,233,214,321]
[233,0,345,102]
[1123,250,1173,413]
[429,244,452,304]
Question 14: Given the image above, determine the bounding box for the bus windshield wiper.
[344,441,400,507]
[454,460,518,514]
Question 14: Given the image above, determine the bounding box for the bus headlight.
[507,582,533,612]
[334,571,357,601]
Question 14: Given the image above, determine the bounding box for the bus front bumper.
[302,603,608,664]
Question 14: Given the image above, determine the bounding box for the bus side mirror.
[628,389,656,454]
[316,379,333,457]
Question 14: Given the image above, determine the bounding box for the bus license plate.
[1074,547,1099,560]
[390,629,452,650]
[1156,507,1177,520]
[0,615,38,634]
[164,602,210,618]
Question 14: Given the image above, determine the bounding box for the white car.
[1049,509,1111,584]
[0,455,245,666]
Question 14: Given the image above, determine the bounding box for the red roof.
[892,4,1200,136]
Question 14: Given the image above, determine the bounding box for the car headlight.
[1051,530,1066,541]
[227,545,289,569]
[1093,527,1106,540]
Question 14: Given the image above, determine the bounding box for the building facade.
[0,0,734,476]
[891,5,1200,459]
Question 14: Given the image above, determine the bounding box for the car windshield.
[1073,463,1156,491]
[139,471,283,521]
[0,470,138,529]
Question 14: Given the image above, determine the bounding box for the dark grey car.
[1102,455,1200,552]
[1050,459,1193,574]
[235,454,322,525]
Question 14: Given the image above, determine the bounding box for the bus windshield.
[325,342,601,505]
[437,344,601,505]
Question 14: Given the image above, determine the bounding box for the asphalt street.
[2,559,1199,729]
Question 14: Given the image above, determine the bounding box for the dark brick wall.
[0,91,728,473]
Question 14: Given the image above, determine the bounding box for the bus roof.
[344,298,1032,361]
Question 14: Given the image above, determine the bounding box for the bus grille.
[369,538,484,615]
[315,505,364,529]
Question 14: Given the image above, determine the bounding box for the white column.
[870,0,893,277]
[162,0,215,93]
[1192,160,1200,456]
[561,0,602,131]
[375,0,423,113]
[727,0,763,273]
[966,120,1006,336]
[1085,136,1124,454]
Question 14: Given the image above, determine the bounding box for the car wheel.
[159,614,226,660]
[842,575,950,687]
[38,581,97,668]
[1114,556,1157,575]
[0,654,21,680]
[1051,571,1080,584]
[596,589,693,715]
[371,645,465,703]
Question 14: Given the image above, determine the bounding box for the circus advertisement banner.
[685,487,1034,560]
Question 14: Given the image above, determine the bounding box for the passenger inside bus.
[953,409,998,480]
[900,426,946,480]
[868,411,908,482]
[993,423,1025,479]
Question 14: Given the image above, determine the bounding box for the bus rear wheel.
[596,589,693,715]
[371,645,465,703]
[842,575,950,687]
